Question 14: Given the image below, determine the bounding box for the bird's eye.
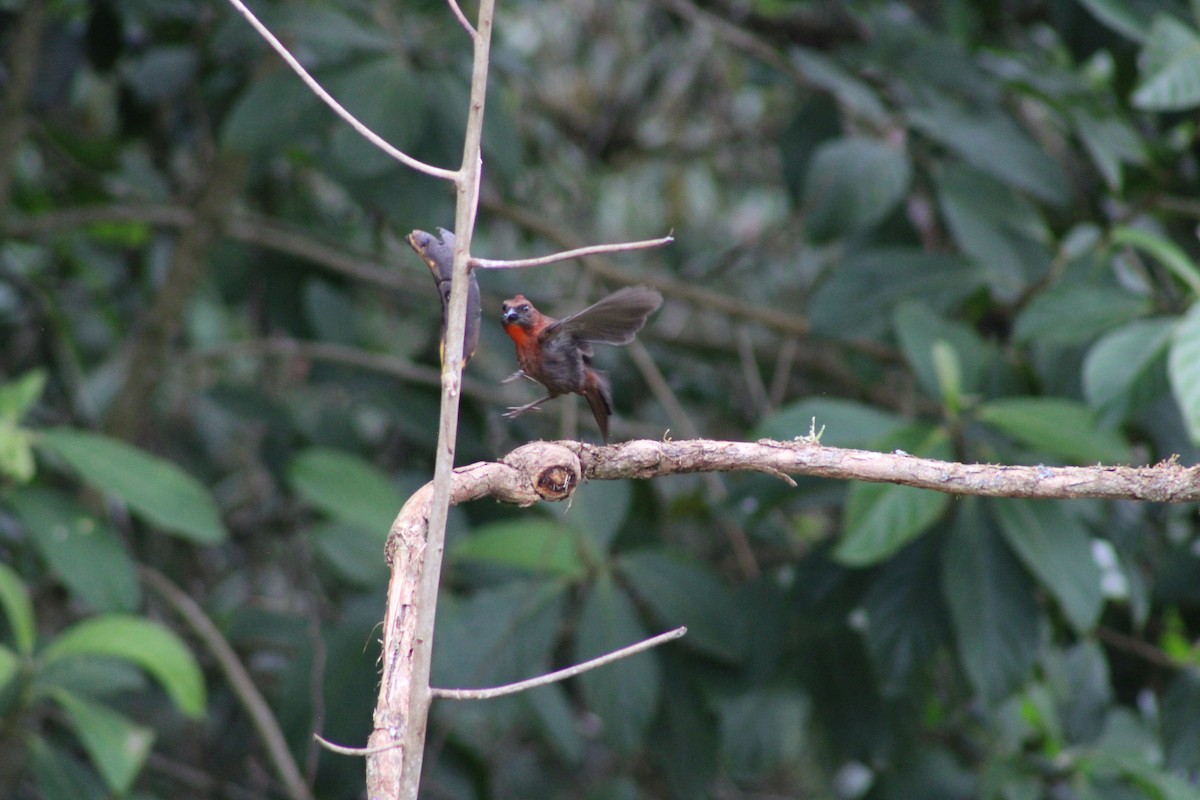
[519,304,530,313]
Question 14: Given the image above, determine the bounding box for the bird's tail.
[582,369,614,442]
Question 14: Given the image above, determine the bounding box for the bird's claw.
[503,405,543,419]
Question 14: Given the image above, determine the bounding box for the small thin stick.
[141,568,313,800]
[431,626,687,700]
[223,0,458,182]
[313,733,403,757]
[446,0,478,36]
[470,234,674,270]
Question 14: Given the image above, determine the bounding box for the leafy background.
[3,0,1200,798]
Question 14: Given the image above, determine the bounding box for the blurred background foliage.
[3,0,1200,797]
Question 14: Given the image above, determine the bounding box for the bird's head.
[501,295,535,328]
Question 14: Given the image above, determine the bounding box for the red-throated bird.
[500,286,663,442]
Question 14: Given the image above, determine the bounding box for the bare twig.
[470,234,674,270]
[446,0,478,37]
[141,568,313,800]
[484,198,812,337]
[223,0,458,182]
[432,626,687,700]
[313,734,403,757]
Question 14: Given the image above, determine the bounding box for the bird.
[500,286,663,442]
[406,228,481,365]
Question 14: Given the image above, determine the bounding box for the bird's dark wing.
[542,286,663,345]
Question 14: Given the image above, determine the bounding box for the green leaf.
[1082,318,1174,419]
[1076,0,1151,40]
[909,97,1070,206]
[525,684,584,763]
[562,479,631,555]
[994,500,1104,633]
[1169,303,1200,443]
[862,536,950,695]
[288,448,405,533]
[941,501,1041,704]
[0,561,35,656]
[618,550,746,662]
[1162,669,1200,772]
[1111,225,1200,297]
[451,519,585,579]
[0,418,36,482]
[834,425,954,566]
[29,738,107,800]
[788,48,888,125]
[934,165,1051,294]
[718,688,809,779]
[9,488,141,612]
[0,369,46,419]
[221,69,323,154]
[893,301,992,402]
[810,248,983,339]
[1069,107,1147,191]
[975,397,1133,464]
[1132,15,1200,111]
[307,520,387,586]
[328,59,425,177]
[754,397,907,448]
[42,615,206,719]
[802,137,911,242]
[0,645,18,692]
[53,690,154,795]
[36,429,226,544]
[1014,284,1151,347]
[431,581,565,690]
[575,575,660,754]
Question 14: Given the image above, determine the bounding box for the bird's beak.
[502,307,518,324]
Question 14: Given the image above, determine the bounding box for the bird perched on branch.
[500,286,663,442]
[406,227,480,365]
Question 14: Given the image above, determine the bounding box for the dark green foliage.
[5,0,1200,798]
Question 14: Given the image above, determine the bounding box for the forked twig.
[432,626,687,700]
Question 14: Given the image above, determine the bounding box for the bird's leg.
[504,395,552,418]
[501,369,527,384]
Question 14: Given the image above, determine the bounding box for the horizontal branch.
[470,234,674,270]
[224,0,458,182]
[431,439,1200,507]
[579,439,1199,502]
[431,626,687,700]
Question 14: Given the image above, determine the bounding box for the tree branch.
[446,0,478,37]
[366,437,1195,797]
[141,568,313,800]
[470,234,674,270]
[431,626,687,700]
[367,2,496,798]
[223,0,458,182]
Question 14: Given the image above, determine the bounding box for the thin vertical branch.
[366,1,495,798]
